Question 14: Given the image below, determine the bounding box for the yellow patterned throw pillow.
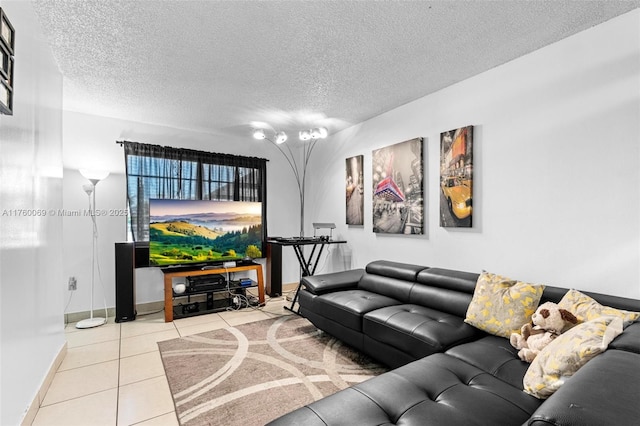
[464,271,545,338]
[558,289,640,326]
[523,316,623,399]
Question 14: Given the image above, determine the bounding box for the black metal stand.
[267,238,346,314]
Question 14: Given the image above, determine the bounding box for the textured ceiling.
[32,0,639,139]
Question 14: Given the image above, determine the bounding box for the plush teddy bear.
[510,301,578,363]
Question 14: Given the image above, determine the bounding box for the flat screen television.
[148,199,263,267]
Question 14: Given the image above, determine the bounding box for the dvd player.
[186,274,227,292]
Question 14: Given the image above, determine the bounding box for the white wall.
[307,10,640,299]
[62,112,302,313]
[0,1,65,424]
[61,9,640,314]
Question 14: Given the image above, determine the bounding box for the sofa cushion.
[299,303,368,352]
[412,268,479,318]
[268,353,542,426]
[410,284,475,319]
[609,320,640,353]
[365,260,428,281]
[363,304,481,359]
[445,335,528,390]
[362,334,419,368]
[523,316,623,399]
[358,273,415,304]
[527,350,640,426]
[416,267,479,293]
[312,289,401,332]
[558,289,640,326]
[465,271,545,338]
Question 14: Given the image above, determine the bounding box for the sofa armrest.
[527,350,640,426]
[301,269,364,295]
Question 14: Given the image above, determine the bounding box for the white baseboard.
[21,342,67,426]
[65,300,167,324]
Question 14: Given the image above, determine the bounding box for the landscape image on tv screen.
[149,199,263,266]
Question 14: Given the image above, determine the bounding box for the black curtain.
[123,141,267,242]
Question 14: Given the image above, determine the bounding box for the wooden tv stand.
[162,263,265,322]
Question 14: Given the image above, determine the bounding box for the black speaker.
[266,242,282,297]
[115,242,137,322]
[134,241,150,268]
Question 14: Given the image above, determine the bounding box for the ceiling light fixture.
[252,126,329,236]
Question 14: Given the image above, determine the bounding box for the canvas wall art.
[440,126,473,227]
[346,155,364,225]
[372,137,423,234]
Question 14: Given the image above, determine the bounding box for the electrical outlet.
[223,261,237,268]
[233,296,239,304]
[68,276,77,291]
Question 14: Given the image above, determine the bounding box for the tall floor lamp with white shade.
[76,169,110,329]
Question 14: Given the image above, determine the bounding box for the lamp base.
[76,317,106,329]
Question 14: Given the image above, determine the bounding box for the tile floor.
[32,296,294,426]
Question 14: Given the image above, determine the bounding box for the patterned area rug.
[158,315,387,426]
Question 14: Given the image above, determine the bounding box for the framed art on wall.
[440,126,473,227]
[0,41,11,81]
[372,137,423,234]
[346,155,364,225]
[0,80,10,115]
[0,8,14,54]
[0,7,13,115]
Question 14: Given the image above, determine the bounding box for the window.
[123,141,267,241]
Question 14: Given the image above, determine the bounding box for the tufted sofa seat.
[299,261,484,368]
[271,352,542,426]
[268,260,640,426]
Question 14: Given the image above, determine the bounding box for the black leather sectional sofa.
[268,261,640,426]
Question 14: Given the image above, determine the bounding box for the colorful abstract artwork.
[372,138,423,234]
[440,126,473,227]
